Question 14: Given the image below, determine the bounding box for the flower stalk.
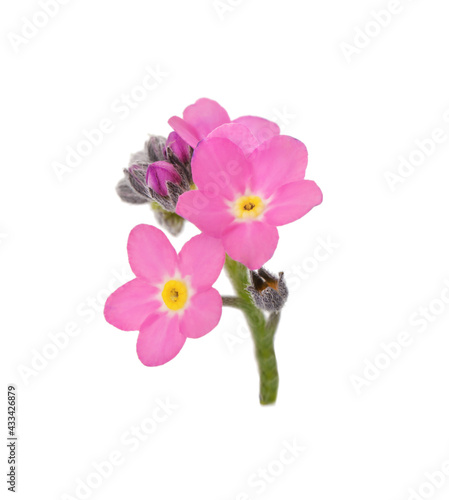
[223,256,280,405]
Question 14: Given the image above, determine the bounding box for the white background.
[2,1,449,499]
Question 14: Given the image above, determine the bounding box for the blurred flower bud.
[125,162,150,200]
[146,135,167,162]
[146,161,182,197]
[115,177,148,205]
[152,203,185,236]
[128,135,166,165]
[248,268,288,312]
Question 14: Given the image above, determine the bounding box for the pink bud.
[145,161,182,197]
[165,132,191,165]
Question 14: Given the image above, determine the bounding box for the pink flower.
[104,225,225,366]
[176,135,323,270]
[168,98,280,154]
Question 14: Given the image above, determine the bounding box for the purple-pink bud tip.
[165,132,191,165]
[145,161,182,197]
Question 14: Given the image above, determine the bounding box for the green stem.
[223,256,280,405]
[221,296,248,310]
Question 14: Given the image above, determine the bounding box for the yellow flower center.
[161,280,188,311]
[234,195,265,219]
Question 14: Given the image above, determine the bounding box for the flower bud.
[125,162,150,200]
[152,203,185,236]
[116,177,148,204]
[129,135,166,165]
[146,135,167,162]
[146,161,182,197]
[248,268,288,312]
[165,131,192,166]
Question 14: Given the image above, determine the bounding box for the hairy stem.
[221,296,247,309]
[223,256,280,405]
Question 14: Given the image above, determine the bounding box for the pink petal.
[176,190,233,238]
[233,116,280,144]
[168,116,201,148]
[182,98,230,139]
[264,180,323,226]
[137,313,186,366]
[222,221,279,270]
[207,123,259,156]
[178,234,225,291]
[180,288,222,339]
[127,225,177,283]
[248,135,308,197]
[191,137,252,200]
[104,278,161,331]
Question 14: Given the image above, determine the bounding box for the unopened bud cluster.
[116,133,193,235]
